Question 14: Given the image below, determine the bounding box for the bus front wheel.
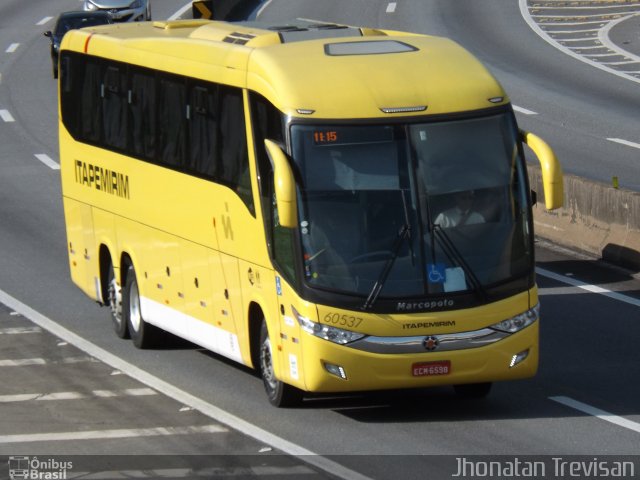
[123,264,159,349]
[259,321,302,407]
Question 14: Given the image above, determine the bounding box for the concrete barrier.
[528,164,640,271]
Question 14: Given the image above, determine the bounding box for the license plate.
[412,360,451,377]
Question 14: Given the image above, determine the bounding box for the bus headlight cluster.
[292,306,365,345]
[490,304,539,333]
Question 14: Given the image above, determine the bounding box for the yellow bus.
[58,19,563,406]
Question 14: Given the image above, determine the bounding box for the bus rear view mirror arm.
[520,130,564,210]
[265,139,298,228]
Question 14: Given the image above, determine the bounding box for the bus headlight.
[490,304,539,333]
[292,306,365,345]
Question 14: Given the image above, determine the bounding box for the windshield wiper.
[361,223,410,310]
[432,224,487,301]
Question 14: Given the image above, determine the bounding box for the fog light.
[323,362,347,380]
[510,349,529,368]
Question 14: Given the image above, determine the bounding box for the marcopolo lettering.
[74,160,130,199]
[396,299,454,312]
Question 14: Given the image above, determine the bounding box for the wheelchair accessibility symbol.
[427,263,446,284]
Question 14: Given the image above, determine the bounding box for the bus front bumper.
[292,321,538,393]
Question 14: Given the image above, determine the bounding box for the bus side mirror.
[521,130,563,210]
[264,139,298,229]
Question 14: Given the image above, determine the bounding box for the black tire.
[453,382,492,399]
[107,261,128,339]
[123,264,159,349]
[259,321,302,407]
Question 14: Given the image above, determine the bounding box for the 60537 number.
[322,313,364,329]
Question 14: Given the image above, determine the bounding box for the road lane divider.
[0,388,157,403]
[0,326,41,334]
[536,267,640,308]
[0,109,15,122]
[550,396,640,434]
[0,425,228,444]
[607,137,640,150]
[513,105,538,115]
[36,16,53,26]
[34,153,60,170]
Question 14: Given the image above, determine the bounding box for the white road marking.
[386,2,397,13]
[5,43,19,53]
[531,12,634,19]
[36,16,53,26]
[0,358,46,367]
[0,356,97,366]
[599,13,640,62]
[61,355,98,364]
[256,0,274,18]
[34,153,60,170]
[0,326,41,334]
[607,137,640,150]
[0,425,228,444]
[519,0,640,85]
[0,388,157,403]
[536,267,640,308]
[550,396,640,434]
[513,105,538,115]
[0,109,15,122]
[533,4,640,10]
[168,2,193,20]
[0,288,374,480]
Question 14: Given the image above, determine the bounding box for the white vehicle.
[83,0,151,22]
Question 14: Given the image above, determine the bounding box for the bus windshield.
[290,112,532,303]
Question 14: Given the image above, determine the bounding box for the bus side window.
[157,75,187,167]
[187,84,219,178]
[102,65,128,151]
[130,69,156,161]
[81,60,103,144]
[218,87,253,214]
[60,52,84,140]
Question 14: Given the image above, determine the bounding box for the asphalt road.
[0,1,639,479]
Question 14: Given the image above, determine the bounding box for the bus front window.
[289,112,533,305]
[291,125,424,297]
[411,113,533,292]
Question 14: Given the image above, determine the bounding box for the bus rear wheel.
[123,264,159,349]
[259,321,302,407]
[107,261,128,339]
